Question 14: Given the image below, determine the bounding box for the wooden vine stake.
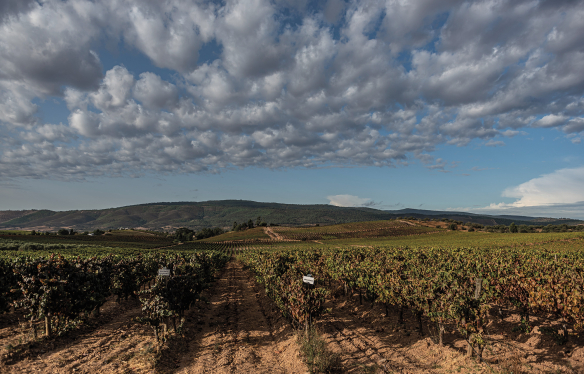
[30,317,37,340]
[45,315,52,337]
[467,278,483,359]
[303,274,315,335]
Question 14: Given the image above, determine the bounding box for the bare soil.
[0,261,307,374]
[0,297,153,374]
[317,283,584,373]
[173,260,307,374]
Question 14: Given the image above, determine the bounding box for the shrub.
[298,327,341,373]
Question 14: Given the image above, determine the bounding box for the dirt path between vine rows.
[264,227,282,240]
[174,260,307,374]
[0,261,308,374]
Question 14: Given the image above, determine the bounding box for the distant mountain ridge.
[0,200,581,231]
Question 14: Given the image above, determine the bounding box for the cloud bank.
[0,0,583,179]
[456,167,584,219]
[328,194,371,207]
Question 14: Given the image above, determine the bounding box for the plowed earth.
[1,261,583,373]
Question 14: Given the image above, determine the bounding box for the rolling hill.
[0,200,581,231]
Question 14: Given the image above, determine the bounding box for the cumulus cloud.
[456,167,584,219]
[0,0,583,179]
[328,194,371,207]
[133,73,179,110]
[501,167,584,207]
[485,140,505,147]
[533,114,568,128]
[563,118,584,134]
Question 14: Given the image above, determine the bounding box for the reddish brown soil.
[0,261,307,374]
[316,284,584,373]
[0,297,153,374]
[172,260,307,374]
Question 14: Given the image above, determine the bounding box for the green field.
[1,219,583,258]
[0,220,584,257]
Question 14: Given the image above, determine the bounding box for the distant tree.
[509,222,518,233]
[30,230,36,236]
[448,223,457,231]
[247,219,254,229]
[195,227,224,240]
[233,221,238,231]
[58,228,69,235]
[256,216,262,227]
[175,227,195,242]
[93,229,105,235]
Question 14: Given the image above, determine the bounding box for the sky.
[0,0,583,219]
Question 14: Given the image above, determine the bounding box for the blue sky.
[0,0,583,219]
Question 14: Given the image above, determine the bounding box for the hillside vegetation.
[0,200,581,231]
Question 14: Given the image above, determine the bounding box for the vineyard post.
[30,317,37,339]
[303,274,315,334]
[158,267,171,338]
[45,314,52,337]
[438,321,445,346]
[467,278,483,358]
[474,278,482,300]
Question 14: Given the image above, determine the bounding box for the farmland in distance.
[0,219,583,373]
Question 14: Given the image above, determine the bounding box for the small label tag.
[158,267,170,276]
[303,275,314,285]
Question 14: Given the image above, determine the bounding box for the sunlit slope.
[201,227,272,242]
[271,220,437,240]
[203,220,438,243]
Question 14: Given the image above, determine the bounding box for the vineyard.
[0,232,175,249]
[270,220,438,240]
[0,251,227,337]
[0,223,583,373]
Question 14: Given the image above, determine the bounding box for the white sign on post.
[158,267,170,276]
[303,275,314,285]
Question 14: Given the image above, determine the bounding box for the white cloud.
[328,194,371,207]
[563,118,584,134]
[0,0,583,179]
[533,114,568,128]
[485,140,505,147]
[455,167,584,219]
[133,72,178,110]
[501,167,584,207]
